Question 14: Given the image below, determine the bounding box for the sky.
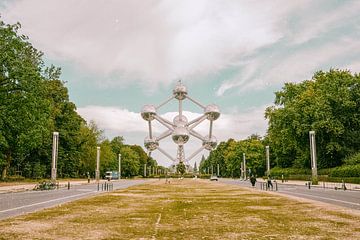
[1,0,360,167]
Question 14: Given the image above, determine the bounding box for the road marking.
[280,191,360,206]
[0,191,97,214]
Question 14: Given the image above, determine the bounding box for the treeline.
[0,20,158,180]
[202,69,360,177]
[199,135,266,177]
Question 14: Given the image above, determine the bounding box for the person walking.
[267,176,273,190]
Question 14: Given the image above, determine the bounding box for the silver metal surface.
[141,104,157,121]
[144,137,159,151]
[202,135,217,150]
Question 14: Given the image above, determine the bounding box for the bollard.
[101,183,104,191]
[275,181,278,191]
[67,182,70,190]
[97,183,100,191]
[308,181,311,189]
[88,177,90,184]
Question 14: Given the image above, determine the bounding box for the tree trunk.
[1,153,11,180]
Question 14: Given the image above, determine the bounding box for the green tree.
[176,162,186,175]
[120,146,140,177]
[266,69,360,169]
[0,20,51,179]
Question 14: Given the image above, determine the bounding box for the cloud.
[77,105,267,166]
[1,0,303,89]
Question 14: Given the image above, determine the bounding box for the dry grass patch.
[0,179,359,240]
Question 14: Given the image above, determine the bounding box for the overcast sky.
[1,0,360,166]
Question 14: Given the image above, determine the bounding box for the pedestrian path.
[0,180,91,194]
[256,178,360,191]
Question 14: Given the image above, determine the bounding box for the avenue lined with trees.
[1,18,359,182]
[0,20,158,180]
[201,69,360,183]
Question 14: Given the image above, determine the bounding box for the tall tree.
[266,69,360,169]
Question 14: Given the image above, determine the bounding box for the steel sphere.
[172,127,190,145]
[173,115,188,127]
[173,82,187,100]
[141,104,157,121]
[204,104,220,121]
[202,135,217,150]
[144,137,159,151]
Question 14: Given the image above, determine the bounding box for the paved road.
[0,180,149,220]
[219,179,360,210]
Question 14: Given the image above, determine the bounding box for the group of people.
[249,175,273,189]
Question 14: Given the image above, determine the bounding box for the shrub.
[329,164,360,178]
[270,167,311,178]
[344,152,360,165]
[34,181,57,191]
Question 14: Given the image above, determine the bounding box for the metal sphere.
[173,115,188,127]
[141,104,157,121]
[172,127,190,145]
[202,135,217,150]
[173,82,187,100]
[144,137,159,151]
[204,104,220,121]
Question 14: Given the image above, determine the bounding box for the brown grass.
[0,179,359,240]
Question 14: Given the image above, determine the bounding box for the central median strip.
[0,179,359,239]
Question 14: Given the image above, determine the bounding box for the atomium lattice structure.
[141,81,220,165]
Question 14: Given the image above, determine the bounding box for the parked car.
[210,175,218,181]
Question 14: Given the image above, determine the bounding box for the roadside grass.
[0,179,359,239]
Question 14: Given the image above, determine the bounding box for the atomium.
[141,80,220,164]
[144,137,159,151]
[202,135,217,151]
[141,104,157,121]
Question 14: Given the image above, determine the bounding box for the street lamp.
[118,153,121,180]
[96,146,100,182]
[51,132,59,181]
[266,146,270,176]
[309,131,318,184]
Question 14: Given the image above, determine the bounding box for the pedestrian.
[250,175,256,187]
[267,176,273,190]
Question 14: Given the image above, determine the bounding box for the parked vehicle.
[210,175,218,181]
[105,171,119,180]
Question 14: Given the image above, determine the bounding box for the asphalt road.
[0,179,149,220]
[220,178,360,210]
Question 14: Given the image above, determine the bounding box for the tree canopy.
[0,19,160,180]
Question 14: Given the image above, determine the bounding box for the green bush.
[199,174,211,179]
[270,167,311,178]
[318,176,360,184]
[2,175,25,182]
[329,164,360,178]
[344,152,360,165]
[34,181,57,191]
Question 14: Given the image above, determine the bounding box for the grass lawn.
[0,179,359,239]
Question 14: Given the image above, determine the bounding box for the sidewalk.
[257,178,360,191]
[0,180,92,194]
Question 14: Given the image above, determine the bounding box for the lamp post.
[266,146,270,176]
[96,146,100,182]
[309,131,318,184]
[243,153,246,180]
[51,132,59,181]
[118,153,121,180]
